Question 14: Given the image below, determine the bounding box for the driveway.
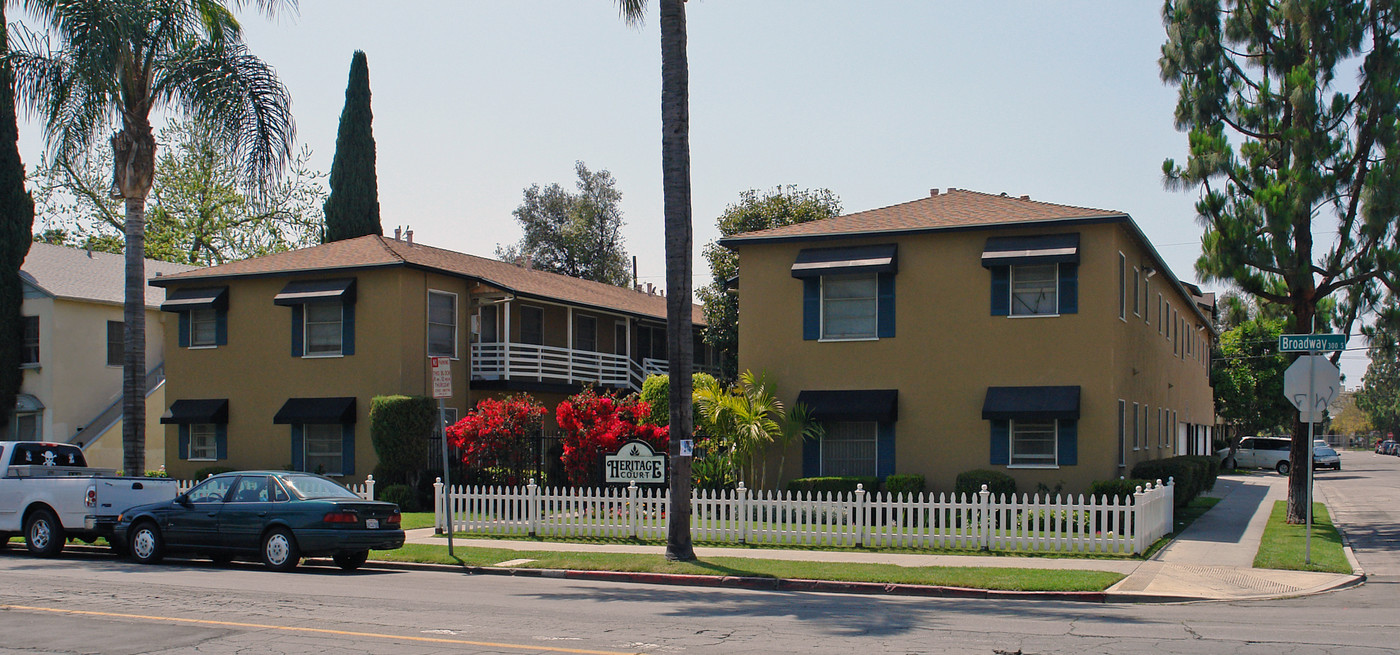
[1315,449,1400,581]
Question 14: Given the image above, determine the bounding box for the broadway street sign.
[1279,333,1348,353]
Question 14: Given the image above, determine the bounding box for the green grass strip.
[1253,501,1351,574]
[371,543,1123,592]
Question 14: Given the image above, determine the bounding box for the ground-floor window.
[304,424,344,476]
[12,411,40,440]
[1010,419,1057,467]
[188,424,218,461]
[821,421,877,476]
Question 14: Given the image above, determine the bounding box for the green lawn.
[1254,501,1351,574]
[399,512,435,530]
[370,543,1123,592]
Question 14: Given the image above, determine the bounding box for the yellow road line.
[0,604,644,655]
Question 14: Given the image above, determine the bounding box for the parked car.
[113,471,403,571]
[1313,445,1341,470]
[1218,436,1293,474]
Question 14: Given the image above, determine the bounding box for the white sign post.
[1282,351,1342,565]
[430,356,454,556]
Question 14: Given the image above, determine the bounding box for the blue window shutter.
[802,433,821,477]
[877,273,896,338]
[1058,419,1078,466]
[178,312,190,348]
[178,424,190,460]
[1059,263,1079,314]
[990,419,1010,465]
[990,267,1010,316]
[342,302,356,356]
[802,279,820,340]
[215,424,228,460]
[215,308,228,346]
[341,424,355,477]
[290,305,303,357]
[291,424,305,471]
[876,422,896,477]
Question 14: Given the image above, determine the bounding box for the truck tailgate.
[93,478,178,515]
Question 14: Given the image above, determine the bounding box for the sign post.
[431,356,454,557]
[1280,334,1346,565]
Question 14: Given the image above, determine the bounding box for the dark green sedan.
[114,471,404,571]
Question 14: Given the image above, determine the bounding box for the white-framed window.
[304,302,344,356]
[21,315,38,366]
[1132,402,1140,450]
[821,274,877,339]
[106,321,123,366]
[13,411,40,440]
[304,424,343,476]
[190,308,218,348]
[1118,253,1127,320]
[1142,276,1150,324]
[575,314,597,352]
[1010,419,1057,467]
[428,290,457,358]
[1133,268,1141,316]
[1010,264,1058,316]
[189,424,218,461]
[1158,294,1164,334]
[520,305,544,345]
[821,421,877,476]
[1142,404,1150,451]
[1118,399,1127,466]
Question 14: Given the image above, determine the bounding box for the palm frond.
[616,0,647,26]
[6,27,116,167]
[153,39,294,195]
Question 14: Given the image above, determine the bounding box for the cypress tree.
[323,50,381,242]
[0,5,36,433]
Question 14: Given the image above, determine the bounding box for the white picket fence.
[434,478,1175,555]
[174,475,376,500]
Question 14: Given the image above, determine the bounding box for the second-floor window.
[106,321,123,366]
[520,306,544,345]
[305,302,344,356]
[821,274,878,339]
[275,278,356,358]
[190,309,218,347]
[575,315,597,352]
[1010,264,1057,316]
[21,316,38,366]
[428,291,457,357]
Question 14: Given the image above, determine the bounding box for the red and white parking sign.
[431,357,452,399]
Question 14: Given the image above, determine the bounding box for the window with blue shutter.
[1057,419,1078,466]
[802,279,820,341]
[792,245,896,341]
[274,278,356,358]
[160,287,229,349]
[989,420,1010,465]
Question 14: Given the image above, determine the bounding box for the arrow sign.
[1283,355,1340,423]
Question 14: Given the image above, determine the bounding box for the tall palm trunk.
[660,0,695,562]
[115,126,156,477]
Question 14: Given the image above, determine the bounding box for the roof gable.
[21,243,199,307]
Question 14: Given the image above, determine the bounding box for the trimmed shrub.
[955,469,1016,499]
[638,372,717,427]
[1132,455,1217,506]
[785,476,879,495]
[380,483,418,512]
[193,465,235,480]
[370,395,436,488]
[881,474,926,495]
[1088,478,1154,503]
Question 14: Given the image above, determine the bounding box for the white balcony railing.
[471,343,721,392]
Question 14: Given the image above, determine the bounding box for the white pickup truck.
[0,441,178,556]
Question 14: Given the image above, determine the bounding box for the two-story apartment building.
[721,189,1216,493]
[9,244,196,469]
[150,233,708,482]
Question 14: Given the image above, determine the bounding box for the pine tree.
[323,51,382,242]
[0,5,37,432]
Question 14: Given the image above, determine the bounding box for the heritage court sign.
[604,440,667,484]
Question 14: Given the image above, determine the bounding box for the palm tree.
[616,0,695,561]
[8,0,294,475]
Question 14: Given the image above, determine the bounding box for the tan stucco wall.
[81,383,168,472]
[736,221,1215,494]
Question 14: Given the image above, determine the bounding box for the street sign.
[1283,355,1340,423]
[604,440,666,484]
[1279,333,1347,352]
[430,356,452,399]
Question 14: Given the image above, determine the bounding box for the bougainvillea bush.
[446,394,546,484]
[555,387,668,486]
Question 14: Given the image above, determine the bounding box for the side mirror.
[177,494,192,507]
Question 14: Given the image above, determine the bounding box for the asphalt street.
[0,450,1392,655]
[1316,448,1400,581]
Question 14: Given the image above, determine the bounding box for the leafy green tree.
[1357,304,1400,440]
[8,0,295,476]
[0,4,36,433]
[497,161,630,286]
[698,186,841,379]
[30,119,324,265]
[1213,313,1294,443]
[617,0,695,561]
[323,50,381,242]
[1160,2,1400,522]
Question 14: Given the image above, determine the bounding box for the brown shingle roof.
[150,235,700,324]
[721,188,1126,244]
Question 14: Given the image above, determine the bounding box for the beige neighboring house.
[8,243,197,471]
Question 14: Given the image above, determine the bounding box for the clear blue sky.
[13,1,1372,383]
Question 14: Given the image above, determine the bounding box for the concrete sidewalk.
[395,472,1363,602]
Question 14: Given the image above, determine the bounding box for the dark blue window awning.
[796,389,898,422]
[981,386,1080,420]
[981,234,1080,267]
[161,398,229,424]
[160,286,228,312]
[273,397,357,424]
[791,244,897,279]
[273,278,357,306]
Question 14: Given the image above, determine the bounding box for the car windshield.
[1315,446,1337,455]
[279,474,360,500]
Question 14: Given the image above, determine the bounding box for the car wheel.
[333,550,369,572]
[1276,460,1291,475]
[24,508,65,557]
[261,528,300,572]
[129,521,165,565]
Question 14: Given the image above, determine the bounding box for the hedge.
[380,483,418,512]
[785,476,879,495]
[1131,455,1219,506]
[955,469,1017,499]
[1088,478,1155,503]
[881,474,926,495]
[369,395,436,486]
